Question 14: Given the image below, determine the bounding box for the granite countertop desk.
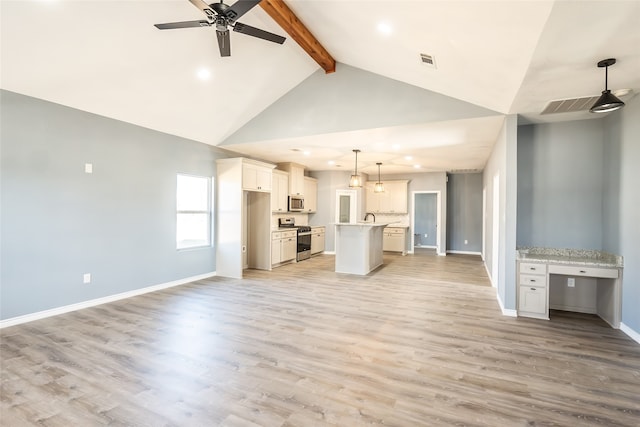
[517,247,623,268]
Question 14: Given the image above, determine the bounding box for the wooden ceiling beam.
[260,0,336,74]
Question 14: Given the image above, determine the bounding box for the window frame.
[176,173,213,250]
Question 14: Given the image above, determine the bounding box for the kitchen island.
[335,222,387,275]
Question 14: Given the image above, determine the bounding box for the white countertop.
[334,222,389,227]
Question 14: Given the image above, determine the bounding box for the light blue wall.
[0,90,235,320]
[517,120,604,249]
[602,94,640,334]
[483,115,518,311]
[446,173,483,252]
[220,63,499,146]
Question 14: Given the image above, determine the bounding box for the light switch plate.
[85,163,93,174]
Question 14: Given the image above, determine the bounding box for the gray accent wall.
[447,173,483,252]
[517,120,604,249]
[414,193,437,247]
[1,90,235,320]
[220,63,499,146]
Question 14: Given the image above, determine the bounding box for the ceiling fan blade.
[233,22,286,44]
[224,0,261,22]
[216,30,231,57]
[154,20,211,30]
[188,0,216,20]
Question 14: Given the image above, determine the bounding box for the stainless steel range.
[278,218,312,261]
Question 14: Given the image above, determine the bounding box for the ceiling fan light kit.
[154,0,286,57]
[349,149,362,188]
[374,162,385,193]
[590,58,625,113]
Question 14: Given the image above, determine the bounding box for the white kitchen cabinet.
[519,286,547,314]
[383,227,407,254]
[303,176,317,213]
[272,230,297,266]
[365,180,408,214]
[277,162,305,196]
[311,226,325,255]
[271,170,289,213]
[242,162,272,192]
[281,232,297,262]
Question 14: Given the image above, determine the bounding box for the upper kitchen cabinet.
[365,180,409,214]
[271,170,289,213]
[242,161,273,192]
[303,176,317,213]
[277,162,305,196]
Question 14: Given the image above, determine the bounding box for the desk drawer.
[519,274,547,287]
[519,262,547,275]
[548,265,619,279]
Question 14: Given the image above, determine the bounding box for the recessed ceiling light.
[328,160,335,165]
[196,68,211,81]
[377,22,393,35]
[303,150,311,156]
[392,144,401,150]
[413,165,421,169]
[405,155,413,161]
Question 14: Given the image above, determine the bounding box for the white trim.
[0,272,217,329]
[446,250,482,256]
[410,191,442,256]
[437,252,447,256]
[324,250,336,255]
[496,291,517,317]
[620,322,640,344]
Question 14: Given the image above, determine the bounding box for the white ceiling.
[2,0,639,173]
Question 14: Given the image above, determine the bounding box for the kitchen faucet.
[364,212,376,223]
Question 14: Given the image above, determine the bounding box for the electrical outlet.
[567,277,575,288]
[85,163,93,174]
[464,239,468,245]
[424,234,428,238]
[83,273,91,284]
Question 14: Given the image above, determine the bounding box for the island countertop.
[334,222,388,227]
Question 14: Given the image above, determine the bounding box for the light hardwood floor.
[2,253,639,426]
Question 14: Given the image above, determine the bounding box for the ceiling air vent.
[420,53,436,68]
[541,96,600,114]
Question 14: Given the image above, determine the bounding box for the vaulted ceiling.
[2,0,639,174]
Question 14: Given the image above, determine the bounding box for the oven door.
[297,232,311,261]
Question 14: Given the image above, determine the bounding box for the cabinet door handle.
[579,270,587,273]
[530,279,536,283]
[530,287,536,291]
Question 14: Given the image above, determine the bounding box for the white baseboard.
[484,262,496,288]
[437,252,446,256]
[324,251,336,255]
[446,250,482,256]
[620,322,640,344]
[0,271,217,329]
[497,292,517,317]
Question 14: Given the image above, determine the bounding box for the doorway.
[411,191,441,254]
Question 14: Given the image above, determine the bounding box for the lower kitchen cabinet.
[517,262,548,318]
[272,230,297,266]
[383,227,408,255]
[311,226,325,255]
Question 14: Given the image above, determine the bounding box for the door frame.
[410,191,442,255]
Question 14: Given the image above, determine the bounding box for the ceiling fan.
[154,0,286,57]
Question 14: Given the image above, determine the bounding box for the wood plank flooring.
[2,252,639,426]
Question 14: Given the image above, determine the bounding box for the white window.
[176,174,212,249]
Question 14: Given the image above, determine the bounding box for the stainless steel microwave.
[288,195,304,212]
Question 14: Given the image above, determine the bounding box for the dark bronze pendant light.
[590,58,625,113]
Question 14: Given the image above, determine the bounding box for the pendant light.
[590,58,625,113]
[349,149,362,188]
[374,162,385,193]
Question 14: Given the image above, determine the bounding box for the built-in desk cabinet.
[517,257,622,328]
[517,262,548,318]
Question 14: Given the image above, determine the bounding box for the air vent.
[420,53,437,68]
[541,96,600,114]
